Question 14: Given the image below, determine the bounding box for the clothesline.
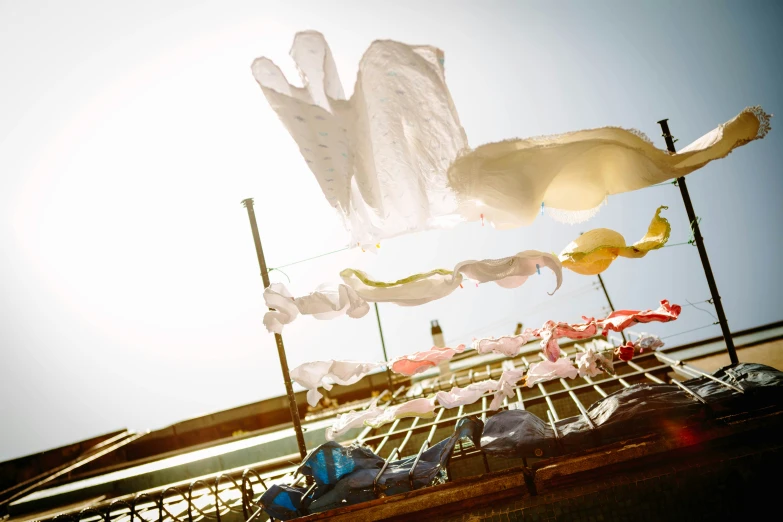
[269,245,351,271]
[660,322,719,340]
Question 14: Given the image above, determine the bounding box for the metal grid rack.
[39,335,735,522]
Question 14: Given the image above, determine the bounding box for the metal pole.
[241,198,308,460]
[373,303,395,392]
[656,119,739,365]
[596,273,627,344]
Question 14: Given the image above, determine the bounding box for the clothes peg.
[541,202,544,216]
[480,213,484,226]
[536,263,541,275]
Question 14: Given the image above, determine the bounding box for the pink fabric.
[473,329,537,356]
[526,357,579,387]
[600,300,681,336]
[533,321,600,362]
[532,300,680,362]
[390,344,466,376]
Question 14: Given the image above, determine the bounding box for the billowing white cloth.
[255,34,771,242]
[435,379,499,409]
[574,343,614,378]
[634,332,664,352]
[365,397,438,428]
[266,251,562,332]
[262,283,369,334]
[449,106,772,228]
[490,369,525,410]
[291,360,383,406]
[434,368,523,411]
[325,402,383,441]
[473,329,537,356]
[326,398,437,440]
[340,250,563,306]
[526,357,579,388]
[252,31,467,247]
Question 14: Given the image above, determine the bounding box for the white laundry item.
[252,31,467,248]
[574,343,614,378]
[291,360,384,407]
[449,106,772,228]
[490,369,525,410]
[340,250,562,306]
[325,402,383,441]
[364,398,438,428]
[435,379,499,409]
[456,251,562,293]
[262,283,369,334]
[526,357,579,388]
[473,329,537,356]
[634,332,665,352]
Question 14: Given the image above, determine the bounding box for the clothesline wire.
[663,241,693,248]
[268,246,351,272]
[684,298,719,322]
[660,322,719,340]
[680,298,712,308]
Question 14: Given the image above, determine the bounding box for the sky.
[1,0,781,462]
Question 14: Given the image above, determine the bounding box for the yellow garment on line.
[558,206,671,275]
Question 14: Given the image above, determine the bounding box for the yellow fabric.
[559,206,671,275]
[339,268,454,288]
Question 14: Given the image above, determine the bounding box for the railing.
[30,328,774,522]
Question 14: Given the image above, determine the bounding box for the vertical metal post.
[241,198,308,460]
[657,119,739,365]
[374,303,395,392]
[596,273,627,344]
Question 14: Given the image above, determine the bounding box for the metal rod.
[373,447,399,497]
[596,273,627,344]
[671,379,708,404]
[560,379,596,429]
[656,119,738,365]
[241,198,307,460]
[374,303,395,392]
[655,352,744,393]
[408,440,430,490]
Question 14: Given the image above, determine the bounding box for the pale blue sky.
[1,0,781,461]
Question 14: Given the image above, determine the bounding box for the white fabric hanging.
[262,283,369,334]
[449,107,772,228]
[574,342,614,378]
[291,360,384,406]
[340,250,563,305]
[265,251,561,332]
[526,357,579,387]
[435,379,499,409]
[325,401,383,441]
[252,31,467,247]
[472,329,537,356]
[633,332,665,352]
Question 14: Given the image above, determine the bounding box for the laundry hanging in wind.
[252,31,771,245]
[259,208,669,333]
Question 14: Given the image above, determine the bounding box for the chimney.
[431,320,452,379]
